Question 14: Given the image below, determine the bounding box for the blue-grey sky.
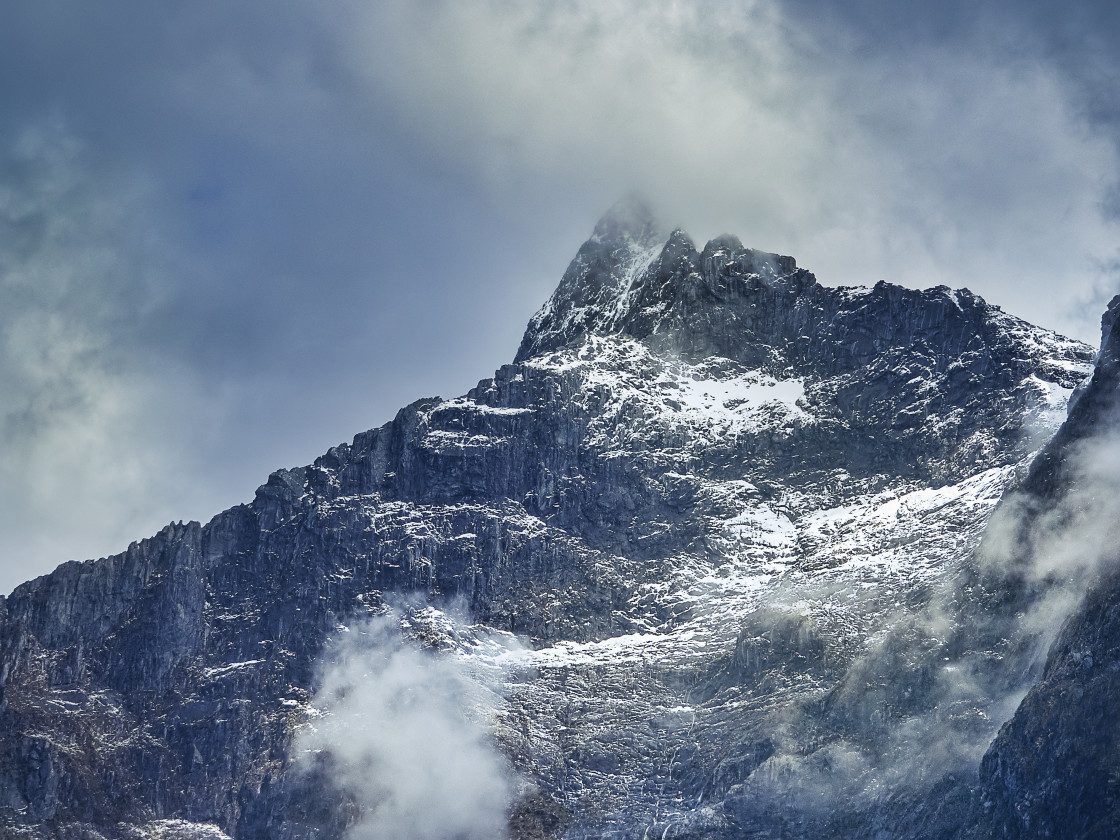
[2,1,1119,594]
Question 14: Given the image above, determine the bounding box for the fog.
[295,608,520,840]
[729,378,1120,823]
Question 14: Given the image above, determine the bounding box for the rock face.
[0,198,1104,839]
[976,565,1120,839]
[970,295,1120,839]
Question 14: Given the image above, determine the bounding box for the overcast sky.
[2,1,1119,594]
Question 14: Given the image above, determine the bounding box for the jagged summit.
[515,199,806,363]
[516,200,1088,397]
[589,193,668,248]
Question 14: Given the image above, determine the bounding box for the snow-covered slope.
[0,199,1097,839]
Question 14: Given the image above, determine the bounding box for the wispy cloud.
[296,609,518,840]
[978,427,1120,653]
[338,0,1120,339]
[0,121,222,591]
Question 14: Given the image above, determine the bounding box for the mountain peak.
[515,200,809,364]
[589,193,668,248]
[0,199,1103,840]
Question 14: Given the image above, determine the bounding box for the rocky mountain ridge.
[0,199,1108,839]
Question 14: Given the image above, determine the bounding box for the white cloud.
[980,427,1120,646]
[0,121,222,594]
[338,0,1120,340]
[296,611,517,840]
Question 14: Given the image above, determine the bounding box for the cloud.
[337,0,1120,340]
[0,120,226,594]
[295,608,518,840]
[978,428,1120,649]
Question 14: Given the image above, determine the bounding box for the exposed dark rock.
[508,790,572,840]
[970,295,1120,839]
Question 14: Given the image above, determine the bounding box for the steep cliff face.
[0,200,1098,839]
[971,295,1120,839]
[976,566,1120,840]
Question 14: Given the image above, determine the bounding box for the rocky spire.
[588,193,668,248]
[514,195,672,362]
[514,196,807,364]
[1021,292,1120,497]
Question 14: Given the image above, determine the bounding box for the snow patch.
[204,659,263,679]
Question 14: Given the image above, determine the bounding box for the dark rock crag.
[970,295,1120,839]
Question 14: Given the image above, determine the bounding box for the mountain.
[0,198,1106,839]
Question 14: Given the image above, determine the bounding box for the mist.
[977,427,1120,660]
[726,378,1120,826]
[294,607,520,840]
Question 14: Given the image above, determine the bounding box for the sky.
[1,1,1119,594]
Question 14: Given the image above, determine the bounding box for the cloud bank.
[0,121,225,587]
[339,0,1120,335]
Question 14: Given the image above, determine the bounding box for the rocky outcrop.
[977,564,1120,839]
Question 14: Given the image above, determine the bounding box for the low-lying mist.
[295,608,520,840]
[719,426,1120,828]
